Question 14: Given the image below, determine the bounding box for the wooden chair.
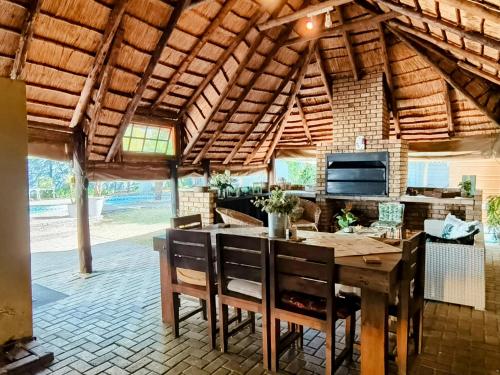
[164,229,218,349]
[268,240,359,374]
[391,231,426,375]
[216,233,270,369]
[171,214,203,230]
[216,207,263,226]
[290,198,321,231]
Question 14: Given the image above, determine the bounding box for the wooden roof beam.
[377,23,400,138]
[337,6,358,80]
[69,0,129,128]
[388,21,500,72]
[258,0,353,31]
[10,0,42,79]
[442,81,455,137]
[150,0,238,112]
[437,0,500,25]
[386,25,500,127]
[106,0,191,162]
[86,26,125,156]
[221,48,312,165]
[376,0,500,50]
[295,97,312,144]
[284,11,398,46]
[314,45,334,111]
[194,19,299,165]
[457,61,500,86]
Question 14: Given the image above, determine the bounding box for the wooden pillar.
[202,159,211,186]
[73,127,92,274]
[267,154,276,186]
[170,159,179,217]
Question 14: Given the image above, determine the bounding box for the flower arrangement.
[336,203,358,229]
[459,179,472,197]
[252,188,299,215]
[210,171,236,190]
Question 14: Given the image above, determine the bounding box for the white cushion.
[441,213,480,239]
[227,279,262,299]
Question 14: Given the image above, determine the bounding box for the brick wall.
[178,190,216,225]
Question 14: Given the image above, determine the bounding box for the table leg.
[159,250,173,324]
[361,288,389,375]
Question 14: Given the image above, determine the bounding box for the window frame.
[121,118,178,158]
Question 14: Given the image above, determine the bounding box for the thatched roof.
[1,0,499,171]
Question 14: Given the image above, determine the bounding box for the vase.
[268,212,287,238]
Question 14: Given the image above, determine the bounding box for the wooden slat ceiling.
[0,0,498,168]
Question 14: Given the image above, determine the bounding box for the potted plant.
[253,188,299,238]
[210,171,236,199]
[335,203,358,232]
[487,195,500,242]
[459,179,472,198]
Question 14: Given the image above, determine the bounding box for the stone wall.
[178,190,216,225]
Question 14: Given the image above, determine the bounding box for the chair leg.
[345,313,356,360]
[201,299,207,320]
[270,317,280,373]
[170,293,180,338]
[325,321,335,375]
[396,312,410,375]
[219,302,229,353]
[413,308,424,355]
[206,294,217,350]
[298,325,304,349]
[236,307,242,323]
[249,311,256,334]
[261,308,270,370]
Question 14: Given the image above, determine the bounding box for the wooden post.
[170,159,179,217]
[268,154,276,186]
[73,127,92,274]
[202,159,210,186]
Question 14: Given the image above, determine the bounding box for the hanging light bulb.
[324,11,332,29]
[306,17,314,30]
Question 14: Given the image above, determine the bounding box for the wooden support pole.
[202,159,210,186]
[73,127,92,274]
[170,159,179,217]
[337,6,358,81]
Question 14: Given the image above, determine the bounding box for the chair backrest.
[171,214,203,230]
[400,231,426,309]
[216,234,268,296]
[378,202,405,224]
[269,240,334,307]
[166,229,214,286]
[298,198,321,224]
[216,207,263,226]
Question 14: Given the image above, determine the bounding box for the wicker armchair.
[216,207,263,227]
[424,219,485,310]
[290,198,321,231]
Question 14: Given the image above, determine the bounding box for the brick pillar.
[179,190,216,225]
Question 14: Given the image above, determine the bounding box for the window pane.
[146,127,159,140]
[166,142,174,155]
[129,138,144,152]
[124,125,133,137]
[132,126,146,138]
[159,128,170,141]
[143,139,157,153]
[123,137,131,150]
[156,141,167,153]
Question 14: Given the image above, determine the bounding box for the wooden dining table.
[153,225,402,375]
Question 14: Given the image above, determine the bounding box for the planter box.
[67,197,105,218]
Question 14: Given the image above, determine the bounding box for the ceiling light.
[324,11,332,29]
[306,17,314,30]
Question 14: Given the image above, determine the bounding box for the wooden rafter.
[337,6,358,80]
[193,20,299,165]
[86,25,125,156]
[377,23,400,137]
[457,61,500,86]
[221,48,312,165]
[10,0,42,80]
[284,11,398,46]
[150,0,238,112]
[437,0,500,25]
[442,81,455,136]
[388,21,500,72]
[386,25,500,127]
[258,0,353,31]
[179,11,261,116]
[251,42,316,165]
[69,0,129,128]
[295,97,312,144]
[106,0,190,162]
[376,0,500,51]
[314,45,334,111]
[244,113,287,165]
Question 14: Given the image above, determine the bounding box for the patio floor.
[29,232,500,374]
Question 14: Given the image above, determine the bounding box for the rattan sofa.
[424,219,485,310]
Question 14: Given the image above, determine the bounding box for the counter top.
[317,194,476,205]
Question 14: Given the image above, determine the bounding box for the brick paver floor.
[29,232,500,374]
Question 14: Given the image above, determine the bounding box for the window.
[122,124,175,155]
[407,161,449,188]
[275,158,316,186]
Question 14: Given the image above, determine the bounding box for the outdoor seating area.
[0,0,500,374]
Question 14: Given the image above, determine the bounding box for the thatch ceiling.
[1,0,499,169]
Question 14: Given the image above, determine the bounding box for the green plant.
[459,179,472,197]
[336,203,358,229]
[252,188,298,215]
[487,196,500,238]
[210,171,236,190]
